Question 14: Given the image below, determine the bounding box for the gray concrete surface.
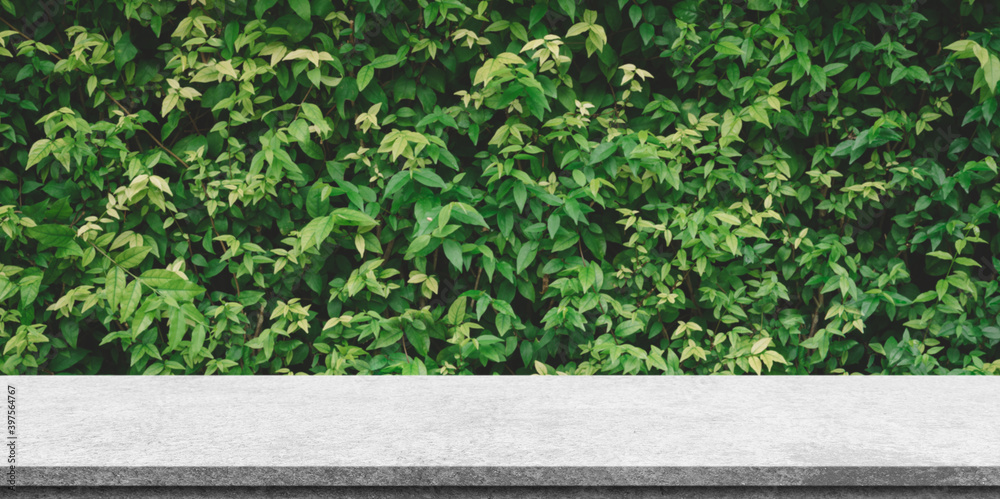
[7,487,1000,498]
[5,376,999,486]
[13,466,1000,486]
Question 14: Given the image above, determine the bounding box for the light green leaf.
[299,215,337,251]
[167,306,187,352]
[984,54,1000,92]
[120,280,142,321]
[751,337,772,355]
[19,275,41,306]
[331,208,378,228]
[188,324,206,359]
[447,296,467,325]
[716,41,743,56]
[954,257,981,267]
[116,246,151,269]
[153,280,205,302]
[106,267,127,310]
[713,213,741,225]
[26,139,51,169]
[927,251,952,260]
[140,270,203,301]
[357,64,374,92]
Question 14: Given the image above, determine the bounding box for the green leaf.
[615,319,643,337]
[116,246,152,269]
[747,104,770,128]
[927,251,952,260]
[716,41,743,56]
[140,270,205,301]
[713,213,741,225]
[331,208,378,228]
[26,139,51,169]
[751,337,771,355]
[734,225,769,239]
[106,267,127,310]
[579,264,595,293]
[371,54,398,69]
[369,329,404,350]
[19,275,41,306]
[405,234,432,257]
[413,169,447,189]
[356,64,374,91]
[448,202,489,227]
[528,3,547,29]
[443,239,464,271]
[984,54,1000,93]
[289,0,311,20]
[60,319,80,350]
[563,198,583,223]
[516,241,539,274]
[640,23,654,46]
[747,0,775,10]
[114,32,138,68]
[167,306,187,352]
[120,280,142,321]
[254,0,279,18]
[557,0,576,20]
[405,326,429,357]
[589,141,619,165]
[188,324,206,359]
[447,296,467,325]
[629,5,642,27]
[299,215,337,251]
[520,340,534,366]
[25,224,75,247]
[0,276,16,304]
[547,214,561,238]
[830,139,855,157]
[384,170,412,197]
[48,349,88,372]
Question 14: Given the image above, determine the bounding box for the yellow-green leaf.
[751,337,771,355]
[713,212,741,225]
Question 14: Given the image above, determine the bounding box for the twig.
[252,301,266,338]
[808,292,826,337]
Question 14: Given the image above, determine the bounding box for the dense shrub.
[1,0,998,375]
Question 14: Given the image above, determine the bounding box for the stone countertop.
[6,376,999,486]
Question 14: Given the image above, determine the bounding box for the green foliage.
[1,0,999,375]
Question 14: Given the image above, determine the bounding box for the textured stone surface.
[14,466,1000,487]
[8,487,1000,498]
[6,376,999,486]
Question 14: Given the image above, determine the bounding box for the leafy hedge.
[1,0,999,375]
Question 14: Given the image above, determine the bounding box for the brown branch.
[252,301,266,339]
[380,237,395,261]
[292,87,314,121]
[187,111,201,135]
[808,292,826,337]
